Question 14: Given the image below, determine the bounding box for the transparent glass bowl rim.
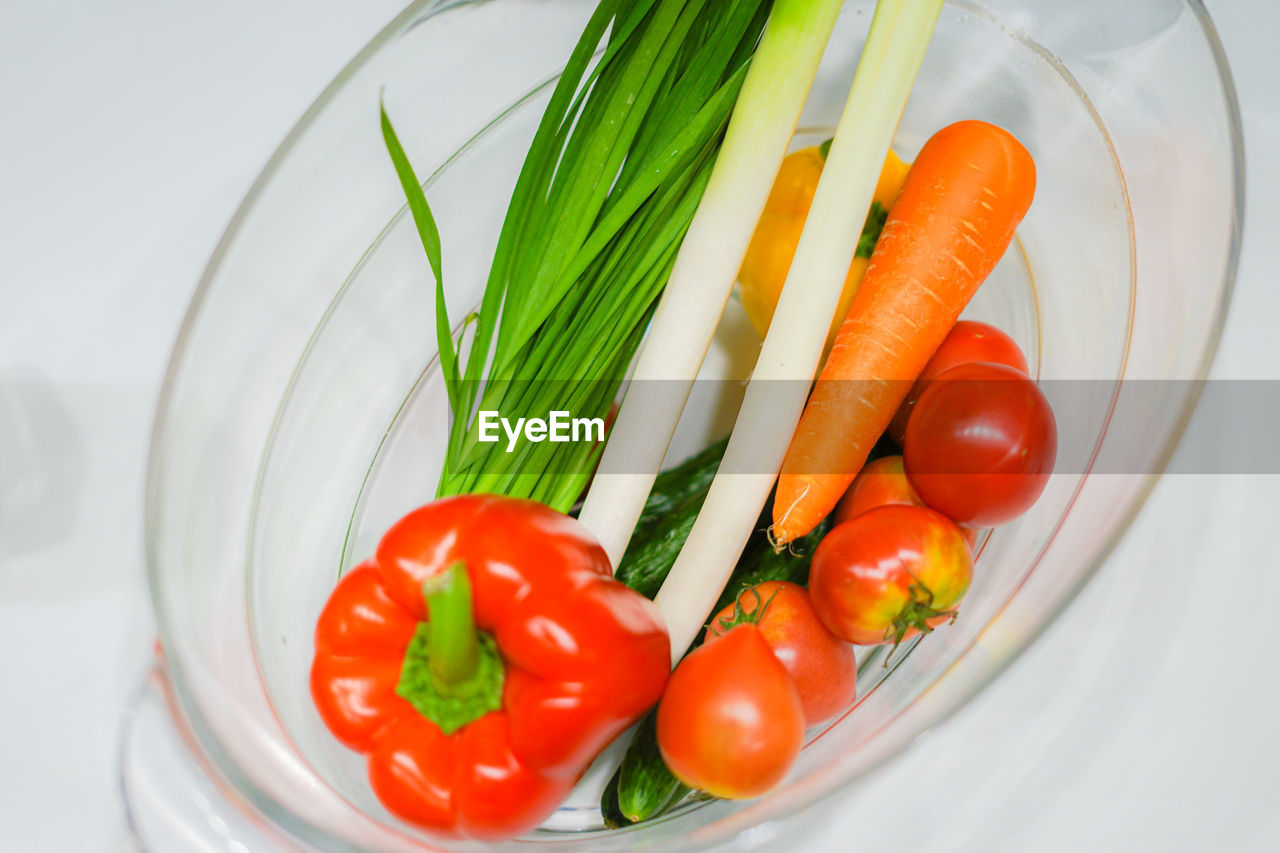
[143,0,1245,848]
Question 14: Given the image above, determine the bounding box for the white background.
[1,1,1276,850]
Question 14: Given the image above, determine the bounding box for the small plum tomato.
[707,581,856,726]
[657,624,804,799]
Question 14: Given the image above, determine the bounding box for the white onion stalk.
[578,0,845,569]
[654,0,945,660]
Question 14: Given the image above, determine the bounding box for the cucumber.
[601,766,630,829]
[606,431,851,824]
[712,500,831,614]
[609,709,690,824]
[614,437,727,597]
[615,432,879,601]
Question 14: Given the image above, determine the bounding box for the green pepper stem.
[423,561,478,687]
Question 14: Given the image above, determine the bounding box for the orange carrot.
[771,120,1036,544]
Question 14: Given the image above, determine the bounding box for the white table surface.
[1,1,1276,850]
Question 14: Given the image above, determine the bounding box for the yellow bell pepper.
[738,143,910,346]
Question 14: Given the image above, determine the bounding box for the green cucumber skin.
[713,506,832,614]
[616,432,881,602]
[615,709,690,823]
[614,437,726,597]
[601,765,631,830]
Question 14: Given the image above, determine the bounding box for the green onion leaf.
[379,100,459,413]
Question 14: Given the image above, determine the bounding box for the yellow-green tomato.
[809,505,972,646]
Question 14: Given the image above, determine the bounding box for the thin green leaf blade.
[380,101,461,413]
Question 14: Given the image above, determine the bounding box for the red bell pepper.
[310,494,670,840]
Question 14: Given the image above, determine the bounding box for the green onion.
[382,0,780,513]
[653,0,945,659]
[578,0,845,569]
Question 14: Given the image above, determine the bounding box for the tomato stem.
[710,586,782,634]
[882,579,957,667]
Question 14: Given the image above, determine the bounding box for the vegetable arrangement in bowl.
[307,0,1058,840]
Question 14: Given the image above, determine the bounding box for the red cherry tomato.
[889,321,1029,444]
[834,456,921,525]
[657,624,804,799]
[903,362,1056,527]
[809,505,972,646]
[834,456,978,548]
[707,581,856,726]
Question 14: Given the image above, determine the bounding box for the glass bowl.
[140,0,1241,849]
